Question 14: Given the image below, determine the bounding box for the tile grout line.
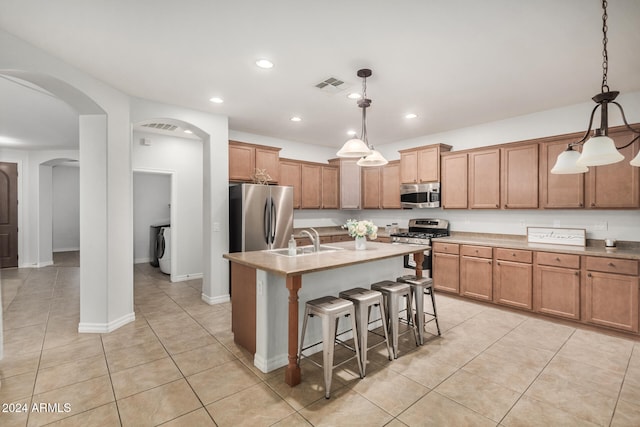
[608,344,635,427]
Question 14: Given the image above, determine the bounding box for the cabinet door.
[381,161,401,209]
[321,166,339,209]
[432,252,459,293]
[400,150,418,183]
[279,161,301,209]
[418,147,439,183]
[362,167,381,209]
[494,260,533,309]
[501,144,538,209]
[460,256,493,300]
[229,144,255,181]
[469,148,500,209]
[441,153,468,209]
[533,265,580,320]
[255,147,280,183]
[586,130,640,208]
[540,139,585,208]
[585,271,639,332]
[300,164,322,209]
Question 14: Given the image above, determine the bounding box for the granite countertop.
[223,241,422,276]
[432,233,640,260]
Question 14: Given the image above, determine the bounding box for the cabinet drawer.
[585,257,639,276]
[536,252,580,269]
[432,242,459,255]
[460,245,492,258]
[495,248,532,263]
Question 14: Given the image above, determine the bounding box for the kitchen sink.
[266,245,344,257]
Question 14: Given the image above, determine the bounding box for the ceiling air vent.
[315,77,350,94]
[141,122,178,131]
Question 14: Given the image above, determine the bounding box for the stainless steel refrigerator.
[229,184,294,252]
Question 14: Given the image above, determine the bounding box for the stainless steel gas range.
[391,219,449,278]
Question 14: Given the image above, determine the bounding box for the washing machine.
[157,226,171,274]
[149,221,170,267]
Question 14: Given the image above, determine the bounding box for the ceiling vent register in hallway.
[315,77,349,94]
[141,122,178,131]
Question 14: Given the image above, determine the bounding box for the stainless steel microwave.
[400,183,440,208]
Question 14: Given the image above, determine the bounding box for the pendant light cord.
[601,0,609,93]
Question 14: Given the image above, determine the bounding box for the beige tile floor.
[1,251,640,426]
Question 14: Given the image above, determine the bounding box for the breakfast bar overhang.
[223,241,425,386]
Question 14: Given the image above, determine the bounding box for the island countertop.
[223,241,424,276]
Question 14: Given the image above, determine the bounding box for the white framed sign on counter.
[527,227,586,247]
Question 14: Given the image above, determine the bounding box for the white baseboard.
[53,247,80,252]
[201,293,230,305]
[78,312,136,333]
[172,273,203,282]
[134,257,150,264]
[37,260,54,268]
[253,353,288,374]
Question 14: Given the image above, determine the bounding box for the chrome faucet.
[300,228,320,252]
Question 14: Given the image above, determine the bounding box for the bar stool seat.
[297,296,364,398]
[397,275,441,344]
[371,280,418,358]
[338,287,393,376]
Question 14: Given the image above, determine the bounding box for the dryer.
[157,226,171,274]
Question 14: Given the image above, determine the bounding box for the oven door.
[403,249,432,277]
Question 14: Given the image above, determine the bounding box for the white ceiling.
[1,0,639,150]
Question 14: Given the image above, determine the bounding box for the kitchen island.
[223,241,425,386]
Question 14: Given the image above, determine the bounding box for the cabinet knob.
[512,253,516,257]
[579,203,584,207]
[497,262,501,266]
[496,204,499,208]
[575,271,579,276]
[488,260,492,264]
[608,262,615,267]
[505,204,508,208]
[555,257,561,262]
[588,273,592,277]
[591,203,596,207]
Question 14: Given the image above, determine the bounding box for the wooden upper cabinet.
[228,141,280,183]
[501,143,538,209]
[362,167,382,209]
[381,161,401,209]
[468,148,500,209]
[400,144,452,184]
[540,137,585,208]
[228,143,255,182]
[255,147,280,183]
[586,128,640,208]
[300,164,322,209]
[400,150,418,184]
[321,166,339,209]
[279,159,301,209]
[441,152,468,209]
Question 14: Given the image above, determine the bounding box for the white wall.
[52,165,80,251]
[133,172,170,264]
[229,130,338,164]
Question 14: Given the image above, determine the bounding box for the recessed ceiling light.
[405,113,418,119]
[347,92,362,100]
[347,130,357,136]
[209,97,224,104]
[256,59,274,69]
[290,116,302,122]
[184,129,193,134]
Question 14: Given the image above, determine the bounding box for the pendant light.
[551,0,640,174]
[336,69,388,166]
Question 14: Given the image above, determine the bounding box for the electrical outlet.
[257,280,263,295]
[519,220,526,227]
[213,222,220,232]
[553,220,561,227]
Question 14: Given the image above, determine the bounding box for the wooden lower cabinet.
[230,263,256,354]
[533,264,581,320]
[460,252,493,301]
[433,251,460,294]
[494,260,533,310]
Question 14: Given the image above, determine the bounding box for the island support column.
[285,275,302,386]
[414,252,425,278]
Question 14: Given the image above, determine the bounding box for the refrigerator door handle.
[263,198,270,245]
[270,197,277,245]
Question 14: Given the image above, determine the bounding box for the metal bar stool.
[297,296,364,398]
[338,287,393,376]
[370,280,419,358]
[397,275,441,345]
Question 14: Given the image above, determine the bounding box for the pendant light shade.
[336,68,387,166]
[551,146,589,174]
[576,135,624,166]
[336,138,372,157]
[357,149,388,167]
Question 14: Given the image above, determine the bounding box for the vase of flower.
[343,219,378,251]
